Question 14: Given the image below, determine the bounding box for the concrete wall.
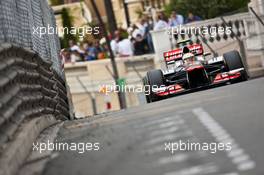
[248,0,264,68]
[64,55,155,117]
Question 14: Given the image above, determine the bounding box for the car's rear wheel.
[146,69,165,102]
[223,50,248,81]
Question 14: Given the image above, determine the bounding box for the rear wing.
[163,44,204,64]
[176,39,191,47]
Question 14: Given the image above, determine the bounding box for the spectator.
[110,30,120,56]
[139,17,153,53]
[133,34,147,55]
[137,19,147,38]
[144,15,154,31]
[60,48,71,63]
[132,24,142,40]
[68,40,85,61]
[102,43,109,58]
[127,26,134,40]
[94,41,105,59]
[69,40,84,54]
[143,15,155,53]
[154,13,169,31]
[117,37,133,57]
[70,50,82,62]
[168,11,184,27]
[131,21,149,55]
[185,12,202,23]
[85,42,97,61]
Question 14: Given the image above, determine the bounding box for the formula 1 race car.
[143,40,248,103]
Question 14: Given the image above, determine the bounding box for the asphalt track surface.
[43,77,264,175]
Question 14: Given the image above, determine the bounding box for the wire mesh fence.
[0,0,62,76]
[0,0,71,159]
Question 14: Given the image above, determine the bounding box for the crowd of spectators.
[111,15,155,57]
[154,11,201,29]
[60,40,108,63]
[61,11,201,63]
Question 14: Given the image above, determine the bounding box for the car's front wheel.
[145,69,165,103]
[223,50,248,81]
[142,76,151,103]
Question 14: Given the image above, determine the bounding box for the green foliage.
[119,28,129,39]
[61,8,76,48]
[164,0,250,20]
[87,21,103,39]
[49,0,63,6]
[135,8,144,19]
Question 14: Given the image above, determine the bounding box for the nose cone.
[186,64,204,72]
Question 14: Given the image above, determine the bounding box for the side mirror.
[204,52,211,57]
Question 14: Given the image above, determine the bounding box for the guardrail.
[0,43,70,146]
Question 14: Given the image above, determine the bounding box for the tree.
[61,8,76,48]
[164,0,250,20]
[49,0,63,6]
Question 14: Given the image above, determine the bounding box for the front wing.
[152,68,244,97]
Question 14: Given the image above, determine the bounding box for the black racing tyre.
[142,76,150,103]
[223,50,248,81]
[223,50,244,70]
[146,69,165,102]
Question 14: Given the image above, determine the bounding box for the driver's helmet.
[182,52,195,64]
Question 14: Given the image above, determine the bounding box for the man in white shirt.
[110,39,118,56]
[154,14,169,31]
[117,38,133,57]
[69,40,84,54]
[137,19,147,37]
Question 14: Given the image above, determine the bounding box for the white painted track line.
[192,108,256,172]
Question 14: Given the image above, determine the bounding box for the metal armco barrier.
[0,44,70,145]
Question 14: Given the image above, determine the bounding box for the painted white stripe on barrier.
[146,131,193,146]
[143,145,164,154]
[237,161,256,171]
[143,138,199,155]
[229,143,239,150]
[158,121,183,129]
[150,126,179,137]
[145,134,181,145]
[211,129,228,137]
[164,163,218,175]
[192,108,256,172]
[157,153,189,165]
[227,148,244,158]
[232,155,249,164]
[216,134,232,142]
[219,173,239,175]
[145,120,185,132]
[139,116,181,128]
